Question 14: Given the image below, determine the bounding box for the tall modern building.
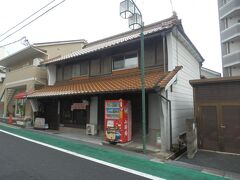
[218,0,240,76]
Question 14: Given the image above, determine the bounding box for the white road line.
[0,122,20,129]
[0,129,165,180]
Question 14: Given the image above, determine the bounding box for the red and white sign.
[71,102,88,111]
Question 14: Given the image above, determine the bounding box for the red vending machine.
[104,99,132,143]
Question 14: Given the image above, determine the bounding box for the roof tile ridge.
[85,15,179,48]
[162,66,183,80]
[154,66,183,88]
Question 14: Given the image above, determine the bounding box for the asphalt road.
[0,132,148,180]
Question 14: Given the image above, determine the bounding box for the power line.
[0,0,56,39]
[0,37,27,48]
[0,0,66,43]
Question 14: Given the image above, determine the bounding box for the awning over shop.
[14,92,27,99]
[14,91,33,99]
[28,66,182,98]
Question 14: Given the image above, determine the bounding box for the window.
[113,53,138,70]
[224,18,228,29]
[222,0,230,6]
[72,63,80,77]
[226,42,230,54]
[90,59,100,75]
[101,57,111,74]
[15,99,25,117]
[63,65,72,80]
[80,61,89,75]
[56,66,63,81]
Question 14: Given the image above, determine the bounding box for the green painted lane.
[0,124,228,180]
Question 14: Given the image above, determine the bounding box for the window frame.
[63,64,72,80]
[90,59,101,76]
[112,51,139,71]
[72,63,81,78]
[15,99,25,117]
[80,61,89,76]
[56,65,63,82]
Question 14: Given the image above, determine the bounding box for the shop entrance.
[72,109,87,127]
[60,99,89,128]
[42,100,58,130]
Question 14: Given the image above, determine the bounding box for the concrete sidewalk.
[29,126,173,160]
[0,123,228,180]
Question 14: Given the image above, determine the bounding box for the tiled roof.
[28,66,182,98]
[42,15,179,65]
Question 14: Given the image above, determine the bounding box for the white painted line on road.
[0,122,20,129]
[0,129,165,180]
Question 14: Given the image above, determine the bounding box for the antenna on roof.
[169,0,177,16]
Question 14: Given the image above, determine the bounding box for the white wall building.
[218,0,240,76]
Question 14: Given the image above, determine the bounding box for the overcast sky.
[0,0,222,73]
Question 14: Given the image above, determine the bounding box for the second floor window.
[56,66,63,81]
[113,53,138,70]
[63,65,72,80]
[72,64,80,77]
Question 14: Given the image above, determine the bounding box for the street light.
[120,0,146,153]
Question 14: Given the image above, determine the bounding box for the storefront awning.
[14,91,33,99]
[28,66,182,98]
[14,92,27,99]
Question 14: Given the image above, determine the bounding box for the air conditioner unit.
[86,124,97,135]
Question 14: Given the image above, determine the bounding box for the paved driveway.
[178,150,240,174]
[173,150,240,179]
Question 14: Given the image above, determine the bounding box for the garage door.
[199,106,219,151]
[198,104,240,154]
[222,105,240,154]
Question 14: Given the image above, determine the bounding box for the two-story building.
[0,39,87,123]
[28,15,204,151]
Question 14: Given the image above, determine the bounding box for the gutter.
[30,45,49,57]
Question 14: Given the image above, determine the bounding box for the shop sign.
[71,102,88,111]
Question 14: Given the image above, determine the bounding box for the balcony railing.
[4,65,47,88]
[221,23,240,42]
[222,51,240,67]
[219,0,240,19]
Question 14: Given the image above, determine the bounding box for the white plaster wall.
[160,91,170,151]
[201,69,221,78]
[90,96,98,125]
[47,64,56,85]
[167,32,201,144]
[148,93,161,145]
[148,93,161,130]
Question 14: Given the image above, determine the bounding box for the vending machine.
[104,99,132,143]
